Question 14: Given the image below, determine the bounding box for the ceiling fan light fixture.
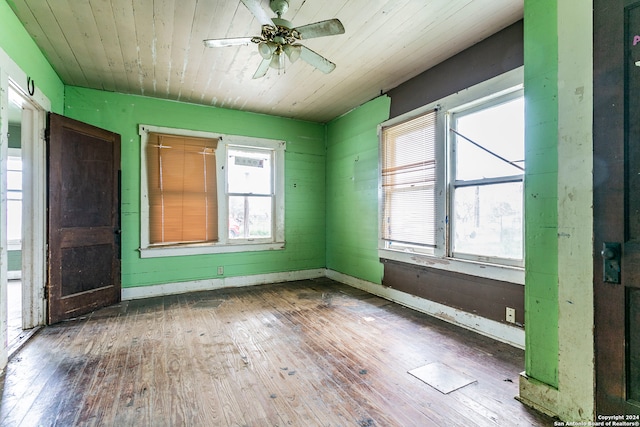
[258,41,276,59]
[283,44,301,63]
[269,52,285,70]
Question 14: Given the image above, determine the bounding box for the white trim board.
[121,268,326,300]
[326,269,525,349]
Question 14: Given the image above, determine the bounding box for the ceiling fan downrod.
[269,0,289,18]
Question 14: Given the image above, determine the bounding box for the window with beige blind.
[139,125,286,258]
[379,67,525,282]
[146,133,218,245]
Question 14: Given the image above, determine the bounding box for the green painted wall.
[325,96,391,283]
[1,0,63,278]
[524,0,559,388]
[0,0,64,113]
[64,86,326,288]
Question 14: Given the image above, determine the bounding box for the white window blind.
[381,109,437,248]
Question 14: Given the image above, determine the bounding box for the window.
[146,134,218,245]
[139,125,285,258]
[379,68,524,281]
[381,110,437,253]
[227,146,274,240]
[7,152,22,247]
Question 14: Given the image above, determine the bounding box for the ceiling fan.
[203,0,345,79]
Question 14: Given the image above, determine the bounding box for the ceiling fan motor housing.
[261,18,299,46]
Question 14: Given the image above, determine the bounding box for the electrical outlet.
[506,307,516,324]
[217,266,224,275]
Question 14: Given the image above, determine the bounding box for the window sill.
[378,248,524,285]
[139,241,286,258]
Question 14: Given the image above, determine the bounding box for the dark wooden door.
[47,113,121,324]
[594,0,640,415]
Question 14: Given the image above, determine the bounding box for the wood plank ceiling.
[9,0,523,123]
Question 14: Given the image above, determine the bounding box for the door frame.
[14,82,47,330]
[0,49,49,371]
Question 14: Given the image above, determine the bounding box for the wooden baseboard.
[121,268,326,300]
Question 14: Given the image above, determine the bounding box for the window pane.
[7,156,22,192]
[8,190,22,201]
[229,196,272,239]
[8,199,21,241]
[383,185,435,247]
[452,182,523,260]
[228,148,272,195]
[7,156,21,171]
[455,97,524,180]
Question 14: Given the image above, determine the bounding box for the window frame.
[139,125,286,258]
[378,67,525,284]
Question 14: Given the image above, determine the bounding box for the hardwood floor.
[0,278,555,426]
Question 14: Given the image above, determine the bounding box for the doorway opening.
[6,83,46,356]
[7,86,24,349]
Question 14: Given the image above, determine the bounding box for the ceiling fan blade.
[241,0,275,27]
[253,58,271,79]
[299,45,336,74]
[295,19,345,40]
[203,37,254,48]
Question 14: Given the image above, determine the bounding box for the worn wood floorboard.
[0,278,555,426]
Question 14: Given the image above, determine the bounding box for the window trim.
[378,67,524,284]
[138,125,286,258]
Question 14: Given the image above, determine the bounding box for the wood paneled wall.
[381,259,524,326]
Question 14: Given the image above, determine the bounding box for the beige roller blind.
[147,133,218,244]
[381,109,437,247]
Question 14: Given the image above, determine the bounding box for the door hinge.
[43,286,49,300]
